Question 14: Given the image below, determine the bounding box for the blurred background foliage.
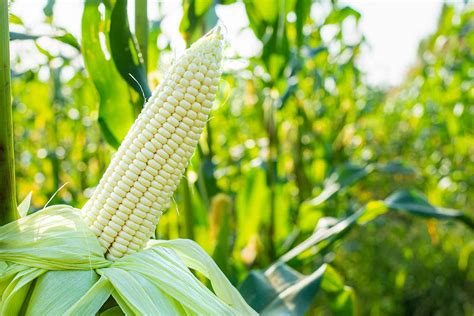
[8,0,474,314]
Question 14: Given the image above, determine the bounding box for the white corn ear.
[82,27,223,260]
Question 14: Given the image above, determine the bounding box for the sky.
[9,0,446,87]
[345,0,444,86]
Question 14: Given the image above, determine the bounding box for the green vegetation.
[4,0,473,314]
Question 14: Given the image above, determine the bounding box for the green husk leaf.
[0,263,28,294]
[111,246,236,315]
[99,267,179,315]
[0,205,109,270]
[131,272,185,314]
[1,205,253,315]
[17,192,32,218]
[150,239,257,315]
[64,276,113,316]
[1,267,45,315]
[25,270,99,315]
[103,268,157,315]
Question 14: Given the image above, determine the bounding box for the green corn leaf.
[239,262,326,315]
[110,0,151,99]
[280,209,363,263]
[375,161,415,174]
[8,13,23,25]
[260,265,326,315]
[195,0,214,17]
[82,0,135,148]
[283,190,473,263]
[180,0,217,43]
[385,190,474,229]
[304,162,415,208]
[325,6,361,25]
[43,0,55,18]
[9,31,80,50]
[304,164,374,208]
[320,265,355,316]
[53,31,80,50]
[9,32,38,40]
[356,201,388,225]
[250,0,279,24]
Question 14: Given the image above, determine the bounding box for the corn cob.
[82,27,223,261]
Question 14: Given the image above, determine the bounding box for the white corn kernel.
[184,93,195,103]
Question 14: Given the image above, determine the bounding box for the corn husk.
[149,239,256,315]
[0,205,256,315]
[0,205,109,270]
[26,270,99,315]
[65,276,114,315]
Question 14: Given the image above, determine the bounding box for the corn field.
[1,0,473,315]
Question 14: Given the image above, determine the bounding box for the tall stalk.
[181,179,194,240]
[0,0,18,225]
[266,97,277,259]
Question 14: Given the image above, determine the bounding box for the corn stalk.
[0,0,17,225]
